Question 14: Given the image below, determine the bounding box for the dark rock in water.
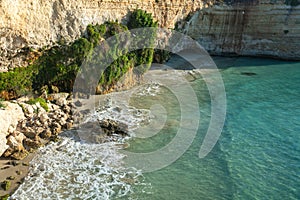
[77,119,129,143]
[241,72,257,76]
[98,119,129,136]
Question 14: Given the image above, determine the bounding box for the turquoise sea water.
[12,57,300,200]
[126,57,300,199]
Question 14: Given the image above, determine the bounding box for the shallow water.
[12,57,300,199]
[126,57,300,199]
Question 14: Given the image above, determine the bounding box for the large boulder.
[0,102,25,136]
[76,119,129,143]
[0,102,25,156]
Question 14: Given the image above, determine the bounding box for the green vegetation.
[0,65,36,99]
[0,98,5,109]
[127,9,158,29]
[127,9,158,76]
[0,194,9,200]
[0,9,158,99]
[26,97,49,112]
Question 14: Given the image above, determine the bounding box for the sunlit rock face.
[0,0,207,71]
[0,0,299,71]
[184,0,300,60]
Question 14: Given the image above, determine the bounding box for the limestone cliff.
[0,0,208,71]
[184,0,300,60]
[0,0,299,71]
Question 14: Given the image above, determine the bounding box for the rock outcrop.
[0,0,208,71]
[0,0,299,70]
[184,0,300,60]
[0,94,79,158]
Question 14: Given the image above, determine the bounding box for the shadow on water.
[212,56,300,69]
[162,53,300,70]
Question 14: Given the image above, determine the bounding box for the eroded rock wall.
[185,0,300,59]
[1,0,299,71]
[0,0,208,71]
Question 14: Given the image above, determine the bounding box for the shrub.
[0,10,158,98]
[127,9,158,29]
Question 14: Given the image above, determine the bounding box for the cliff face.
[0,0,208,71]
[0,0,299,71]
[185,0,300,59]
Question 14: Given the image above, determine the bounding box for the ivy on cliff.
[0,9,158,99]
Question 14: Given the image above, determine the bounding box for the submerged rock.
[241,72,257,76]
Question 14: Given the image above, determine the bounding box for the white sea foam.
[85,82,163,132]
[12,83,163,200]
[12,134,144,200]
[134,82,161,97]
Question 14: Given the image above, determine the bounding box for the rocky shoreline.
[0,92,132,198]
[0,93,79,160]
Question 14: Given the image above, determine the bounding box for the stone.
[2,148,14,157]
[23,138,42,150]
[12,131,26,143]
[40,128,52,139]
[11,151,28,160]
[62,105,71,114]
[58,119,66,126]
[0,102,25,137]
[55,98,67,107]
[48,93,69,102]
[65,122,73,130]
[39,113,49,123]
[26,105,34,115]
[52,123,62,135]
[23,129,36,139]
[35,102,46,113]
[7,161,18,166]
[36,127,45,135]
[49,103,60,111]
[0,133,9,157]
[7,135,24,152]
[16,170,22,175]
[8,125,15,134]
